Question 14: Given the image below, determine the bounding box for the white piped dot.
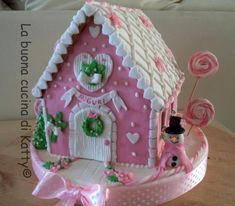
[135,92,139,98]
[83,42,87,46]
[58,76,62,81]
[76,85,80,90]
[66,62,71,67]
[124,81,129,86]
[46,94,51,99]
[53,84,57,88]
[68,77,73,82]
[63,86,67,90]
[118,66,122,71]
[101,89,105,93]
[102,43,106,48]
[92,48,97,52]
[113,81,118,85]
[143,105,148,110]
[131,122,135,127]
[132,152,136,157]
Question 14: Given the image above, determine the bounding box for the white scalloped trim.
[55,43,67,55]
[151,97,165,111]
[73,10,86,25]
[116,43,127,57]
[81,3,97,17]
[94,11,105,25]
[122,55,134,67]
[42,71,52,81]
[102,22,115,35]
[67,22,79,35]
[32,87,41,98]
[31,1,184,113]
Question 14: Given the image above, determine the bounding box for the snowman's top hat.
[165,116,185,134]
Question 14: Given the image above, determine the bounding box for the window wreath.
[82,112,104,137]
[81,60,105,85]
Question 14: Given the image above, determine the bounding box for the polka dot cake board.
[31,126,208,206]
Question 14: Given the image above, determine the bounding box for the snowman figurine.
[158,115,193,173]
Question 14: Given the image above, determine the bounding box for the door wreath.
[82,112,104,137]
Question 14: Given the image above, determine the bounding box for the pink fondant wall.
[42,20,151,165]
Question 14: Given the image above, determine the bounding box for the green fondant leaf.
[107,175,119,183]
[47,114,54,123]
[106,165,113,170]
[60,122,68,131]
[56,112,63,122]
[81,59,106,81]
[50,132,58,143]
[43,161,53,170]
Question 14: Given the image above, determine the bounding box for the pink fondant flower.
[139,15,153,28]
[183,98,215,127]
[50,165,60,173]
[116,170,133,185]
[188,51,219,78]
[88,112,98,118]
[60,159,70,169]
[106,12,122,28]
[86,0,93,3]
[104,139,110,146]
[154,56,166,73]
[104,170,115,176]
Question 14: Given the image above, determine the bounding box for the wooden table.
[0,120,234,206]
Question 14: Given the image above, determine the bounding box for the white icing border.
[31,1,184,113]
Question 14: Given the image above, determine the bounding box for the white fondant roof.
[32,1,184,112]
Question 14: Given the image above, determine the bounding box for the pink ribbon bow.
[33,172,106,206]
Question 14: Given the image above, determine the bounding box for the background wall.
[0,11,234,132]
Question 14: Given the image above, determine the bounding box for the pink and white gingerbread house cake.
[31,1,210,206]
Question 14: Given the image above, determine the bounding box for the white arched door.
[72,107,113,162]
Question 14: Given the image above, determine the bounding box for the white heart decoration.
[102,22,115,35]
[67,22,79,34]
[137,77,148,89]
[94,12,105,25]
[73,11,86,24]
[46,63,58,73]
[109,32,120,46]
[129,67,141,79]
[143,87,155,100]
[127,132,140,144]
[151,97,164,112]
[122,55,134,67]
[89,26,100,39]
[74,53,113,92]
[42,71,52,81]
[60,33,72,45]
[32,87,42,98]
[116,44,127,57]
[55,43,67,55]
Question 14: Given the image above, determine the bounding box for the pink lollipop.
[184,98,215,135]
[188,51,219,78]
[187,51,219,101]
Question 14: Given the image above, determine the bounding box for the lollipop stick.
[187,125,193,136]
[188,78,200,101]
